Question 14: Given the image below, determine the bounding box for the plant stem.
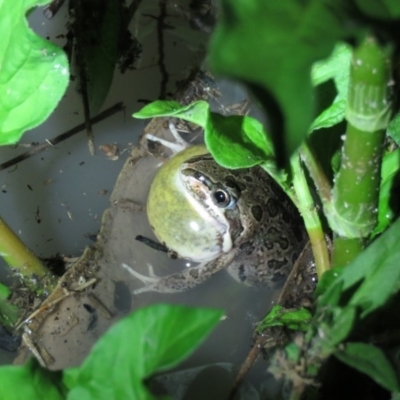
[332,237,364,267]
[328,36,392,264]
[291,154,330,277]
[299,143,332,205]
[0,217,56,295]
[332,124,386,238]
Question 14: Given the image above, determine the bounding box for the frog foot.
[145,122,188,154]
[121,263,160,294]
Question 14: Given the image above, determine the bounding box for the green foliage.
[0,358,66,400]
[319,217,400,317]
[0,305,222,400]
[355,0,400,19]
[300,219,400,390]
[134,1,400,393]
[0,0,69,145]
[311,43,351,131]
[257,305,312,332]
[388,112,400,145]
[0,283,19,327]
[134,100,274,169]
[208,0,355,166]
[373,149,400,235]
[334,343,399,392]
[63,304,223,400]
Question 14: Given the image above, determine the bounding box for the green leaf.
[257,305,312,332]
[285,342,301,362]
[133,100,210,128]
[133,100,275,169]
[387,112,400,146]
[334,342,400,392]
[311,43,351,131]
[314,266,344,299]
[171,101,211,128]
[133,100,183,119]
[372,149,400,236]
[0,358,66,400]
[205,113,274,168]
[208,0,353,165]
[0,0,69,145]
[64,304,223,400]
[0,283,19,327]
[133,100,211,128]
[327,306,356,346]
[0,283,11,300]
[355,0,400,19]
[320,217,400,318]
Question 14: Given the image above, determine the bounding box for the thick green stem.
[291,154,330,278]
[332,237,364,267]
[328,36,392,262]
[0,217,56,295]
[332,124,385,237]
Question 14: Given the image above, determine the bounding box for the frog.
[124,124,308,294]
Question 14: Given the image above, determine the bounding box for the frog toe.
[121,263,161,293]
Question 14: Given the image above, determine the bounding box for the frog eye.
[212,189,233,208]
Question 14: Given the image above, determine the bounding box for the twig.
[16,278,97,331]
[43,0,66,19]
[126,0,144,26]
[74,0,95,155]
[157,0,168,98]
[228,244,316,399]
[0,102,124,171]
[227,335,267,400]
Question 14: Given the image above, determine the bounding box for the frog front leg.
[122,252,236,294]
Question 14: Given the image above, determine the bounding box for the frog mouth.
[184,186,233,255]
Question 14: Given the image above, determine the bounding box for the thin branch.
[0,102,124,171]
[43,0,66,19]
[228,244,317,399]
[74,0,95,154]
[126,0,144,27]
[157,0,168,99]
[299,143,332,205]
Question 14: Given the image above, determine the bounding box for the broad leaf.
[205,113,273,168]
[0,0,69,145]
[326,306,356,346]
[311,43,351,131]
[314,267,344,299]
[0,359,66,400]
[372,149,400,236]
[208,0,354,166]
[133,100,275,169]
[320,217,400,318]
[64,304,223,400]
[334,342,400,392]
[133,100,182,119]
[355,0,400,19]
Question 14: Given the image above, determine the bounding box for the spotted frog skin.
[134,144,307,293]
